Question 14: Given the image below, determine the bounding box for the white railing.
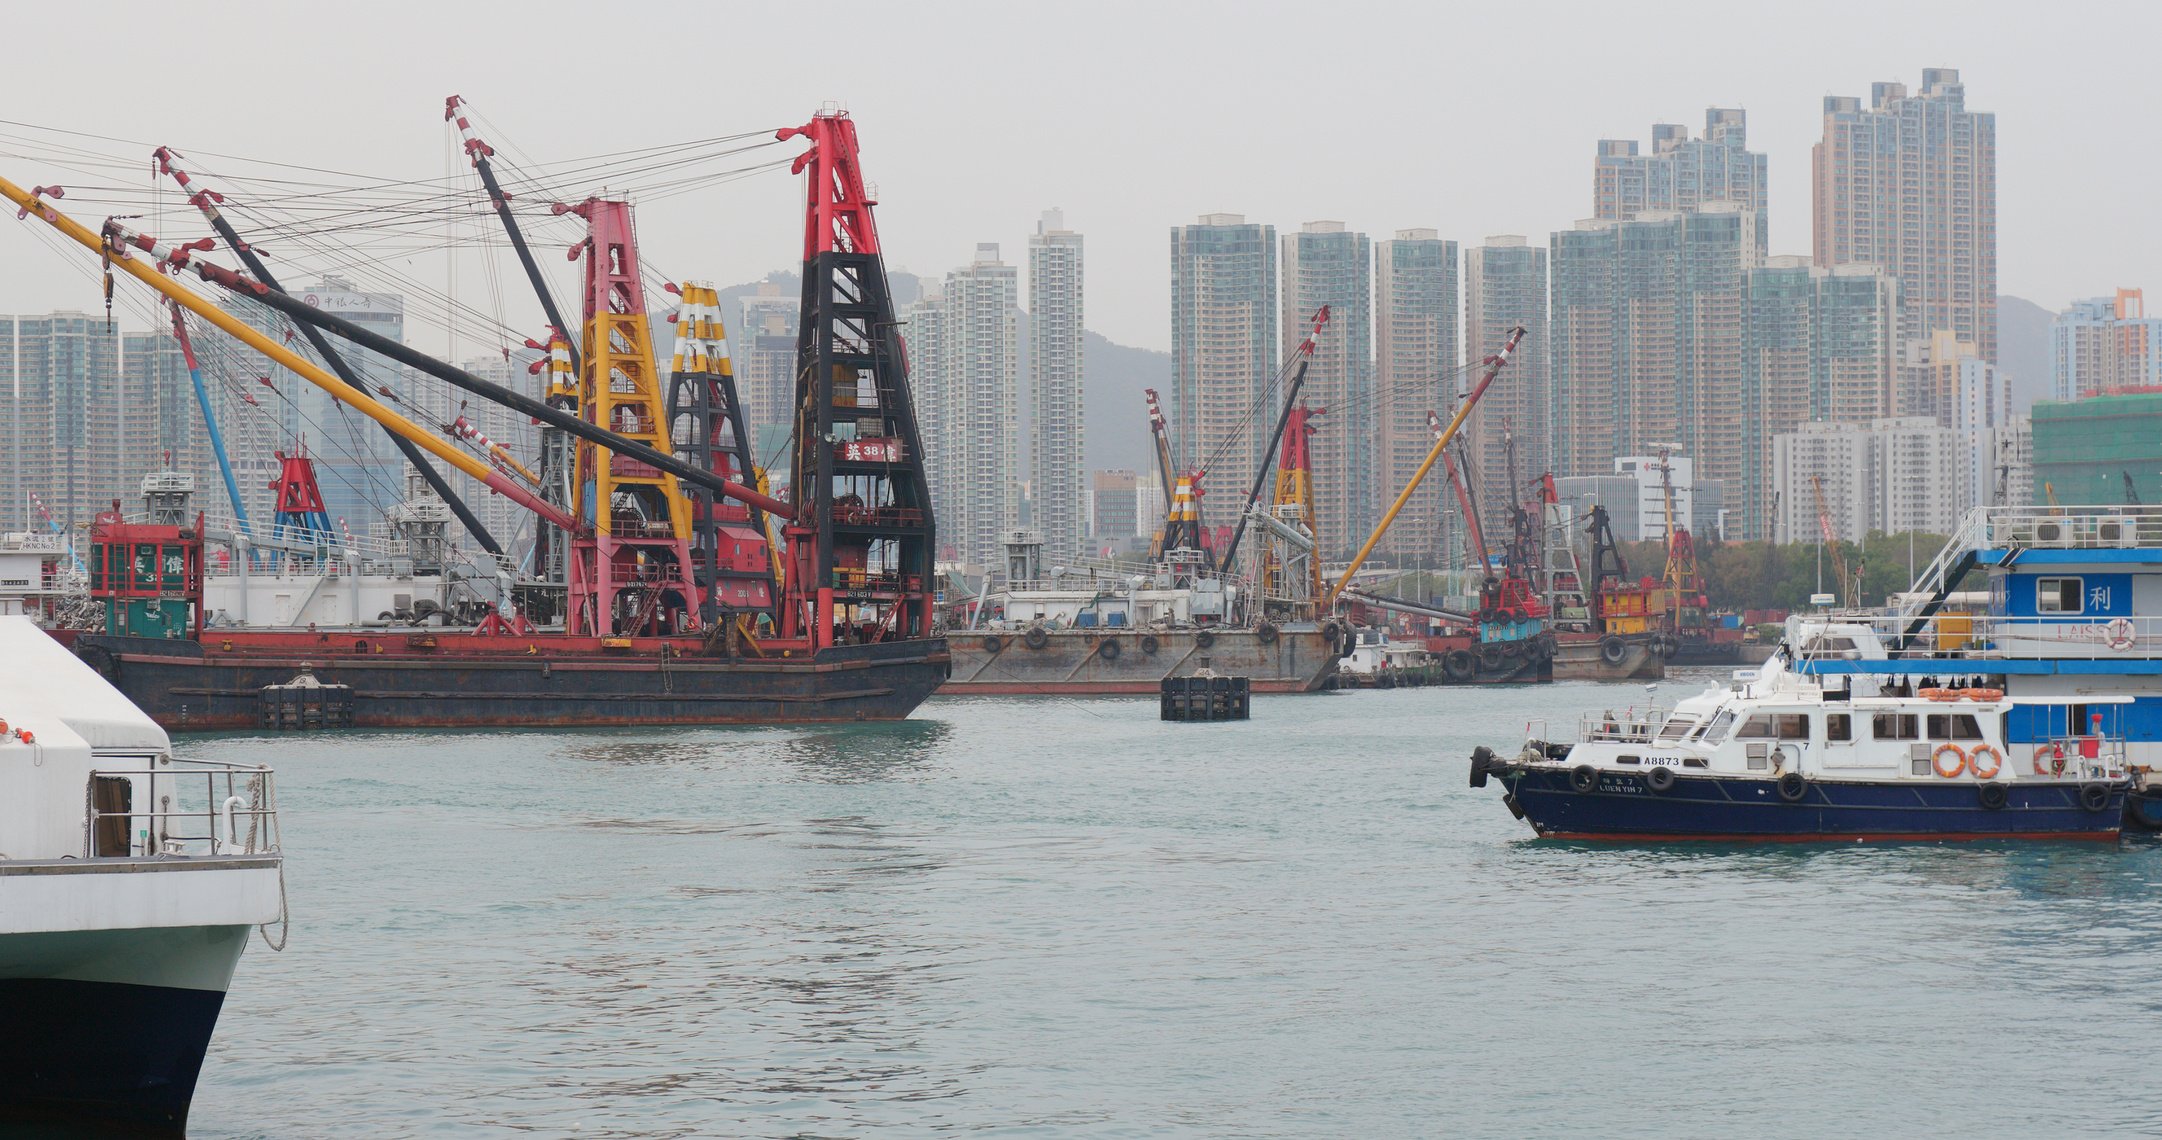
[85,758,280,859]
[1795,612,2162,663]
[1579,707,1674,744]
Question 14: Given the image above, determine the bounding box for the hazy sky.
[2,0,2157,353]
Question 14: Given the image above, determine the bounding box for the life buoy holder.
[2032,742,2067,778]
[1931,743,1967,778]
[1968,744,2004,780]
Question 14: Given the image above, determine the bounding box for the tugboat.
[0,615,284,1132]
[1471,502,2162,840]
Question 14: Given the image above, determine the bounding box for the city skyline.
[0,4,2153,358]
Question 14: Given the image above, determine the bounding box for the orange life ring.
[1968,744,2004,780]
[1931,743,1967,778]
[2032,743,2067,778]
[1920,688,1959,702]
[1960,688,2004,702]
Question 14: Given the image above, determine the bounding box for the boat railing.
[1578,706,1673,744]
[2034,736,2128,780]
[1793,612,2162,663]
[85,758,280,860]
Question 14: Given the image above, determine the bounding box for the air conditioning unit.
[2098,516,2143,548]
[2034,520,2066,544]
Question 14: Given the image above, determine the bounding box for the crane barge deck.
[7,107,951,731]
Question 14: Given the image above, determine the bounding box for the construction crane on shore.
[1810,474,1859,608]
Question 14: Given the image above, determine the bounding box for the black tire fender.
[1646,765,1677,792]
[1443,650,1476,682]
[1140,634,1161,655]
[1777,771,1809,803]
[1978,781,2009,811]
[1023,626,1049,650]
[1097,637,1120,660]
[1599,635,1628,665]
[1470,745,1495,788]
[1570,764,1600,793]
[982,634,1005,654]
[1256,622,1280,644]
[2080,782,2114,813]
[1195,629,1215,650]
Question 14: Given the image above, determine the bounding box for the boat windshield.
[1656,716,1697,743]
[1695,708,1735,744]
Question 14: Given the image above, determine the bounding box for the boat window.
[1826,713,1852,742]
[1656,716,1696,742]
[1873,713,1919,740]
[1735,714,1777,739]
[2036,577,2084,614]
[1927,713,1986,741]
[1696,709,1735,743]
[1775,714,1811,740]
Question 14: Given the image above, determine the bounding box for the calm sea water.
[184,678,2162,1138]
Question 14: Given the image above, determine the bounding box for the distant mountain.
[1998,295,2055,412]
[715,270,1166,475]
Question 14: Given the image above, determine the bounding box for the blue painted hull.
[0,977,225,1135]
[1497,766,2125,841]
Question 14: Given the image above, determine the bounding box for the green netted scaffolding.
[2031,393,2162,505]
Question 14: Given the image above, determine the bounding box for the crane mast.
[774,110,937,649]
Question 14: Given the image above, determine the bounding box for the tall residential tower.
[1028,210,1085,562]
[1281,221,1373,556]
[1373,230,1460,562]
[1170,214,1277,501]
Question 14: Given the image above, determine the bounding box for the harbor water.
[186,680,2162,1138]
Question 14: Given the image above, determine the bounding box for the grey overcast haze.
[1,0,2158,354]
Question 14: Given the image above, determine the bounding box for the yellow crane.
[1326,327,1525,608]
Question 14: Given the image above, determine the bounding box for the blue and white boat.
[0,616,286,1133]
[1472,505,2162,841]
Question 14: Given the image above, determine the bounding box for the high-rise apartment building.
[1373,230,1459,561]
[0,315,211,531]
[1594,108,1768,255]
[1090,468,1140,552]
[2052,289,2162,401]
[1548,205,1754,507]
[1772,416,1971,543]
[1028,210,1085,562]
[1281,222,1373,556]
[1740,258,1898,537]
[215,277,408,534]
[912,245,1018,566]
[1462,237,1549,537]
[1813,69,1997,383]
[1170,214,1277,496]
[736,281,799,447]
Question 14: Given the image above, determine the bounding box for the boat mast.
[165,301,249,530]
